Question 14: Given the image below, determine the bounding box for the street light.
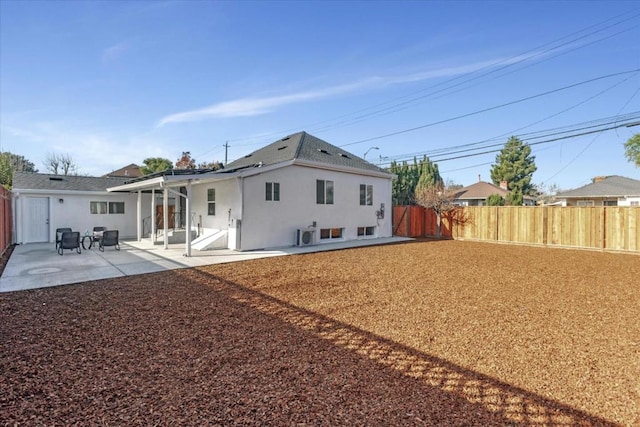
[364,146,379,160]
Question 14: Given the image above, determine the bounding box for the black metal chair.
[58,231,81,255]
[99,230,120,251]
[55,228,72,251]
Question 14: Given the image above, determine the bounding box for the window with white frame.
[577,200,594,207]
[207,188,216,215]
[316,180,334,204]
[108,202,125,214]
[266,182,280,201]
[90,201,108,214]
[320,227,343,240]
[357,226,375,236]
[90,201,125,214]
[359,184,373,205]
[603,200,618,206]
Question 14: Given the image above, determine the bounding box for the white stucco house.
[12,173,152,244]
[106,131,394,254]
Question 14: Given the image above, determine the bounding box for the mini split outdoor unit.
[296,228,315,246]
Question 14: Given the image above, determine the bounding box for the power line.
[543,82,640,183]
[340,69,640,148]
[379,113,640,167]
[381,74,637,161]
[307,16,640,137]
[223,10,640,147]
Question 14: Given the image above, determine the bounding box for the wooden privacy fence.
[393,205,640,253]
[0,186,12,256]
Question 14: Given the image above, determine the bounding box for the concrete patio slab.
[0,237,412,293]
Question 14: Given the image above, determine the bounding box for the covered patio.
[107,169,241,256]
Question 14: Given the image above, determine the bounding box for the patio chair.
[99,230,120,251]
[58,231,81,255]
[92,226,107,245]
[55,228,72,251]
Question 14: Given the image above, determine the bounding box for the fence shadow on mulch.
[173,267,617,426]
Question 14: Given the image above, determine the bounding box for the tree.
[535,182,561,205]
[59,153,77,175]
[490,136,537,205]
[175,151,196,169]
[486,193,505,206]
[624,133,640,167]
[198,160,224,171]
[389,160,417,205]
[0,152,37,188]
[140,157,173,175]
[414,182,455,239]
[44,152,77,175]
[415,156,444,191]
[388,156,442,205]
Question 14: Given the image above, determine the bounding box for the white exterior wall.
[189,178,242,234]
[618,196,640,206]
[13,190,149,244]
[238,165,392,251]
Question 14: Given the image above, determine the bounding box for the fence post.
[494,206,499,241]
[542,206,548,246]
[601,207,606,250]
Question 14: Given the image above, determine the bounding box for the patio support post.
[185,181,192,257]
[163,187,169,250]
[136,190,142,241]
[151,189,156,243]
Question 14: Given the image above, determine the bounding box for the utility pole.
[223,141,229,166]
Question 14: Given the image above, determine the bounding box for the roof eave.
[292,159,394,179]
[558,194,640,199]
[107,176,166,192]
[13,188,116,196]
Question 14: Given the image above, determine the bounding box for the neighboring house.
[108,131,394,253]
[104,163,142,178]
[556,175,640,207]
[12,172,151,244]
[452,180,536,206]
[453,180,508,206]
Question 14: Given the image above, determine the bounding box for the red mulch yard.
[1,240,638,426]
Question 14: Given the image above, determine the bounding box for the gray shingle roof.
[557,175,640,198]
[453,181,508,200]
[223,131,387,174]
[12,172,129,192]
[103,163,142,178]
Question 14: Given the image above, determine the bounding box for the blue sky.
[1,0,639,191]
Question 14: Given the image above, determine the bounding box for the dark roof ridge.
[293,131,307,160]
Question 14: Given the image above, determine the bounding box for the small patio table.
[81,234,93,250]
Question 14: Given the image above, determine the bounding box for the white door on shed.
[24,197,49,243]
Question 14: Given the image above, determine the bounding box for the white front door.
[24,197,49,243]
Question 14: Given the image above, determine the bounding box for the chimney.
[500,180,508,190]
[478,174,481,182]
[592,176,606,183]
